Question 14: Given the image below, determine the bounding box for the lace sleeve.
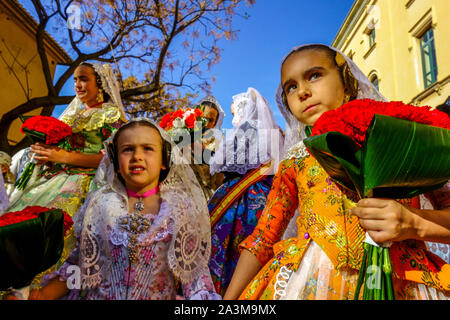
[181,272,221,300]
[40,245,80,288]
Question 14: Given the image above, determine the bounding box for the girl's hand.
[350,198,417,244]
[30,143,69,165]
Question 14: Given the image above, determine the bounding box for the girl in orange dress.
[223,44,450,300]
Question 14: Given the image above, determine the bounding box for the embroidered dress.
[43,198,218,300]
[238,148,450,300]
[208,172,273,294]
[5,103,123,290]
[207,88,283,295]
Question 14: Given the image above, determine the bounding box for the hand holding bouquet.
[304,99,450,299]
[15,116,72,190]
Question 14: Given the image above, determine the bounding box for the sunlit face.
[117,125,166,193]
[74,65,99,106]
[281,49,346,126]
[202,105,219,129]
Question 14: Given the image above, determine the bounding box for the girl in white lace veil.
[277,45,450,263]
[276,44,385,158]
[225,44,450,300]
[31,117,219,300]
[58,63,127,123]
[209,87,284,175]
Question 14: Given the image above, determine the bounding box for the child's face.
[74,65,99,106]
[281,49,346,126]
[117,125,166,192]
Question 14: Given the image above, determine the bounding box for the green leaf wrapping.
[0,210,64,290]
[304,114,450,199]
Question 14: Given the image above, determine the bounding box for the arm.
[28,278,70,300]
[223,249,262,300]
[31,142,103,168]
[224,158,301,299]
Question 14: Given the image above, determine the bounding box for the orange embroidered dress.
[239,147,450,300]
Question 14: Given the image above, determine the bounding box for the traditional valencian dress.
[42,118,220,300]
[237,44,450,300]
[239,145,450,300]
[208,88,283,295]
[5,102,123,289]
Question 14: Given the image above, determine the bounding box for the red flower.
[311,99,450,147]
[0,206,73,236]
[159,112,174,129]
[185,113,196,129]
[21,116,72,145]
[68,133,86,150]
[194,109,203,117]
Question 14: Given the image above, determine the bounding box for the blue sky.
[52,0,355,130]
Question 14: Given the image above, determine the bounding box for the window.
[368,28,376,47]
[370,74,379,91]
[420,28,438,88]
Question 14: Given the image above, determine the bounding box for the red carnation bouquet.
[0,206,73,235]
[15,116,73,190]
[159,107,207,145]
[311,99,450,147]
[0,206,73,291]
[304,99,450,300]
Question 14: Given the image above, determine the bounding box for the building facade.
[332,0,449,108]
[0,0,71,149]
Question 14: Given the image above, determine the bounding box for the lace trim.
[284,141,308,160]
[62,103,121,133]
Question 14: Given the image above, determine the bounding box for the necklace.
[119,186,159,263]
[126,186,159,213]
[85,102,103,110]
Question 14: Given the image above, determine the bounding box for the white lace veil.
[276,44,387,157]
[73,117,212,287]
[58,63,127,123]
[209,87,284,175]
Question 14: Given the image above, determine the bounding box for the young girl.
[28,118,220,300]
[3,63,126,294]
[208,87,283,295]
[224,44,450,300]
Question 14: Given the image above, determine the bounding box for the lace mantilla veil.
[276,44,386,160]
[73,117,212,288]
[209,87,284,175]
[280,44,386,240]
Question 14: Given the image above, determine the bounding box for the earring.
[344,94,350,104]
[96,89,104,103]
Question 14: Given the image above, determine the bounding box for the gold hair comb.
[335,52,346,67]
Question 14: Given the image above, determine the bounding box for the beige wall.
[0,1,71,147]
[333,0,450,108]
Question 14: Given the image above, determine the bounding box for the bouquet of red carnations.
[159,107,207,145]
[0,205,73,290]
[15,116,72,190]
[304,99,450,300]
